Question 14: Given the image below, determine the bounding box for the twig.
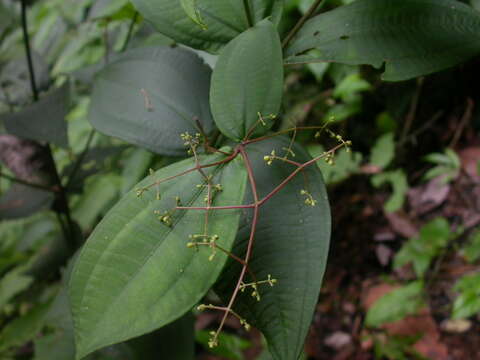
[66,129,95,190]
[21,0,77,252]
[450,98,474,148]
[121,11,138,52]
[396,111,443,148]
[176,142,346,211]
[103,20,110,65]
[243,0,253,27]
[21,0,38,101]
[400,77,424,144]
[282,0,327,49]
[211,145,260,346]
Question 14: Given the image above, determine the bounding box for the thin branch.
[243,0,253,27]
[103,20,110,65]
[177,142,346,212]
[400,77,424,144]
[20,0,38,101]
[212,145,260,345]
[121,11,138,52]
[450,98,474,148]
[20,1,77,251]
[66,129,95,189]
[282,0,327,49]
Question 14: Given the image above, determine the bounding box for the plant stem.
[213,145,260,344]
[121,11,138,52]
[21,0,38,101]
[282,0,327,49]
[243,0,254,27]
[178,142,346,212]
[20,0,77,251]
[103,20,110,64]
[66,129,95,190]
[142,149,240,192]
[243,125,328,145]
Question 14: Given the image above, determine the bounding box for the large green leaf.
[180,0,207,30]
[285,0,480,81]
[69,151,247,359]
[88,46,214,156]
[210,20,283,141]
[216,137,331,360]
[131,0,283,53]
[2,83,70,147]
[36,260,194,360]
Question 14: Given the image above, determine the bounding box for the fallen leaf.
[375,244,392,266]
[440,318,472,333]
[408,178,450,215]
[459,147,480,180]
[385,211,418,238]
[324,332,352,350]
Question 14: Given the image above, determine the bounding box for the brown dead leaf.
[459,147,480,180]
[375,244,392,266]
[362,283,449,360]
[408,177,450,215]
[324,331,352,350]
[385,211,418,238]
[440,318,472,333]
[362,282,399,310]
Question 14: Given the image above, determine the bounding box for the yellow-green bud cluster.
[300,189,317,206]
[263,150,276,166]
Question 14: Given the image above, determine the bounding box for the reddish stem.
[213,145,260,343]
[143,148,239,191]
[177,142,345,211]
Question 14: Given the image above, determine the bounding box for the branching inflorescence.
[136,114,351,348]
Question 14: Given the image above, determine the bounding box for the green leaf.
[210,20,283,141]
[37,283,195,360]
[462,228,480,263]
[452,272,480,319]
[423,148,460,183]
[180,0,207,30]
[196,330,251,360]
[394,217,451,277]
[64,146,128,194]
[0,301,51,351]
[216,137,331,360]
[333,73,371,102]
[0,266,33,311]
[121,149,154,194]
[0,55,50,106]
[2,83,70,147]
[285,0,480,81]
[371,169,408,213]
[130,0,283,53]
[88,0,129,20]
[69,151,247,359]
[309,144,362,184]
[370,133,395,169]
[88,46,214,156]
[365,281,425,327]
[72,174,121,230]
